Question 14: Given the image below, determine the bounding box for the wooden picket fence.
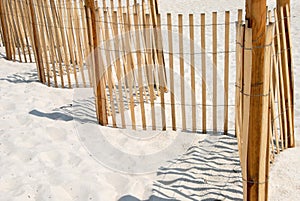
[0,0,35,62]
[90,6,240,133]
[0,0,158,88]
[236,5,294,199]
[0,0,242,133]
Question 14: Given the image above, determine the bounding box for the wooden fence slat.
[148,0,157,27]
[236,25,245,160]
[156,14,166,131]
[25,0,37,63]
[117,0,124,30]
[110,0,114,14]
[9,2,17,61]
[97,8,110,125]
[123,13,136,130]
[98,8,111,116]
[155,14,167,92]
[86,7,95,85]
[268,33,280,154]
[112,11,126,128]
[285,5,294,136]
[274,46,285,150]
[178,14,186,131]
[212,12,217,132]
[236,9,243,128]
[73,2,87,87]
[29,0,46,84]
[80,0,92,87]
[267,106,272,199]
[274,8,288,149]
[201,13,206,133]
[145,14,156,130]
[168,13,176,131]
[57,0,72,88]
[146,2,160,98]
[189,14,196,132]
[103,11,117,128]
[241,26,252,200]
[134,13,147,130]
[8,1,17,61]
[5,0,17,61]
[102,0,107,9]
[134,0,138,14]
[137,3,151,103]
[36,0,51,86]
[258,23,274,199]
[270,54,281,153]
[224,11,230,134]
[242,27,252,145]
[235,12,244,146]
[280,7,294,148]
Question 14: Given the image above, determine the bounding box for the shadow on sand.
[29,97,98,124]
[0,70,39,83]
[117,134,242,201]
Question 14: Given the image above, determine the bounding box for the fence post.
[29,0,46,83]
[0,0,13,60]
[245,0,269,200]
[85,0,108,126]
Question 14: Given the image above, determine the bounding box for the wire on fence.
[95,96,236,107]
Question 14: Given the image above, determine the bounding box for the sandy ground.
[0,0,299,200]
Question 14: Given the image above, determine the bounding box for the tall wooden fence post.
[245,0,270,200]
[0,0,13,60]
[29,0,45,83]
[85,0,108,125]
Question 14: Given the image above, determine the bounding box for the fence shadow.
[116,134,242,201]
[0,70,39,84]
[149,133,243,201]
[29,97,98,124]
